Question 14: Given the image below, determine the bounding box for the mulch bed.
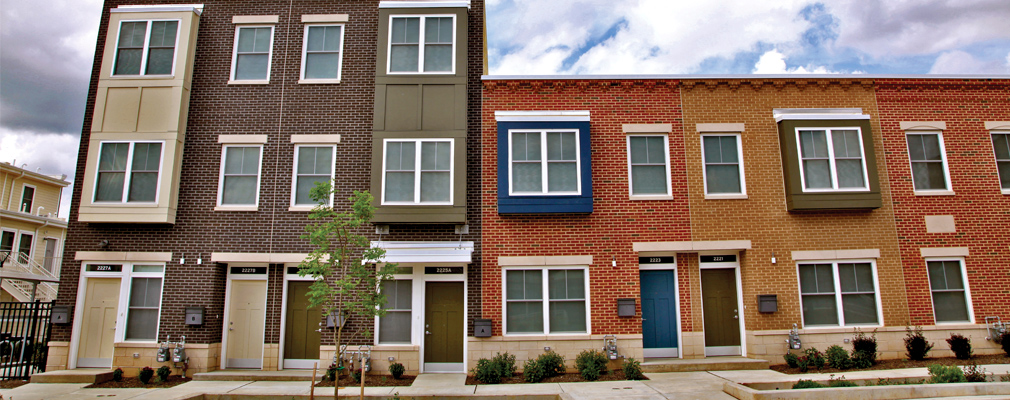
[465,370,648,385]
[315,374,416,387]
[771,353,1010,374]
[85,376,192,388]
[0,379,29,389]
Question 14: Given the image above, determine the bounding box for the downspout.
[6,170,25,211]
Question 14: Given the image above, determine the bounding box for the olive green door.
[423,282,463,372]
[701,269,741,356]
[284,281,321,369]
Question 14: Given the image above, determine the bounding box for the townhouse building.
[51,0,484,376]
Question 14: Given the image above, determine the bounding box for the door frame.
[638,253,682,359]
[698,252,746,357]
[278,265,318,370]
[42,236,61,273]
[220,264,269,370]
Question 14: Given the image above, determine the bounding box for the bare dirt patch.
[85,376,192,389]
[315,374,416,387]
[0,379,29,389]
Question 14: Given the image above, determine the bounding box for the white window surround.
[626,134,672,200]
[379,1,471,8]
[289,144,337,211]
[298,23,346,84]
[92,141,164,205]
[795,259,883,329]
[794,127,870,193]
[494,110,590,122]
[228,25,275,84]
[380,138,455,206]
[377,278,413,344]
[19,184,36,214]
[501,265,591,336]
[989,130,1010,195]
[774,108,869,122]
[905,131,955,196]
[110,19,181,77]
[507,129,582,196]
[701,134,747,199]
[216,145,264,211]
[924,257,975,324]
[76,262,166,343]
[385,14,456,75]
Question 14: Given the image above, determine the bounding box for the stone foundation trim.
[633,240,751,252]
[900,121,947,130]
[984,121,1010,130]
[217,134,269,144]
[232,16,279,24]
[111,342,220,376]
[75,251,172,262]
[696,123,745,133]
[45,341,70,371]
[791,249,879,261]
[624,123,672,133]
[301,14,349,23]
[920,247,969,257]
[290,134,341,143]
[470,334,641,342]
[210,253,309,263]
[498,255,592,266]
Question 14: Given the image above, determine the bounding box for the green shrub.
[928,364,966,383]
[522,358,546,383]
[828,375,857,387]
[138,366,155,384]
[851,329,878,366]
[156,365,171,382]
[1000,332,1010,357]
[492,352,517,378]
[962,363,990,383]
[351,368,363,383]
[803,347,825,370]
[946,334,973,360]
[796,356,810,373]
[473,358,503,384]
[851,350,874,369]
[112,368,124,382]
[538,351,566,378]
[575,350,609,381]
[904,326,934,361]
[783,352,799,368]
[622,358,645,380]
[389,362,405,379]
[324,363,338,381]
[825,345,851,369]
[792,379,825,389]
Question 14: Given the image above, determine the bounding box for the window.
[702,135,745,196]
[300,25,344,81]
[230,26,274,81]
[382,139,453,205]
[509,130,580,195]
[796,128,868,191]
[378,280,411,343]
[627,136,671,196]
[927,260,972,323]
[17,233,33,260]
[991,133,1010,192]
[292,145,335,206]
[113,20,179,76]
[19,185,35,213]
[218,146,262,206]
[94,142,163,203]
[388,15,454,73]
[126,268,163,340]
[504,268,588,334]
[798,261,880,327]
[0,231,13,254]
[906,132,951,192]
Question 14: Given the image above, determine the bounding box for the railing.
[0,301,52,380]
[0,252,59,302]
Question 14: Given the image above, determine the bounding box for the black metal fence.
[0,301,52,380]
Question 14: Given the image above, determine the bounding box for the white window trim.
[19,184,36,214]
[124,266,166,342]
[289,144,337,210]
[507,129,582,196]
[216,145,264,210]
[92,141,165,205]
[794,127,871,193]
[989,131,1010,195]
[626,134,672,199]
[376,277,414,345]
[700,134,747,199]
[796,259,884,329]
[380,138,455,206]
[298,23,346,84]
[385,14,456,75]
[228,25,275,84]
[77,262,166,343]
[110,19,181,77]
[905,131,955,196]
[924,257,975,325]
[500,266,591,336]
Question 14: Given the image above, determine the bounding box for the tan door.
[226,280,267,369]
[42,238,57,272]
[423,282,463,371]
[77,278,120,368]
[283,281,321,369]
[701,268,741,356]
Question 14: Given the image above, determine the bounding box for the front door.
[701,268,741,356]
[283,281,321,369]
[226,280,267,369]
[43,238,57,272]
[641,270,679,357]
[423,282,463,372]
[77,278,120,368]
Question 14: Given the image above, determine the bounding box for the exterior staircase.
[1,251,59,302]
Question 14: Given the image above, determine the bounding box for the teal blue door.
[640,270,679,357]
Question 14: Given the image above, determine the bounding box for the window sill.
[288,205,316,212]
[372,344,418,351]
[298,79,341,84]
[500,333,591,340]
[934,320,975,325]
[705,193,748,200]
[214,205,259,212]
[386,71,455,75]
[1002,189,1010,195]
[87,202,160,207]
[228,80,270,85]
[913,190,956,196]
[108,74,176,80]
[800,324,882,332]
[629,194,674,201]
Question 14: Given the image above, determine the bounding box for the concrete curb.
[723,381,1010,400]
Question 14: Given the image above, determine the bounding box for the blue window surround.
[497,121,592,214]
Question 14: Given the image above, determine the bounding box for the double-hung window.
[702,135,746,196]
[510,130,580,195]
[94,142,163,203]
[798,261,880,327]
[230,26,274,82]
[113,20,179,76]
[300,24,344,81]
[627,135,671,196]
[388,15,454,73]
[504,268,588,334]
[926,260,972,323]
[378,280,412,343]
[906,132,952,192]
[796,128,868,191]
[382,139,453,205]
[218,145,262,206]
[19,185,35,214]
[292,145,335,207]
[126,265,164,341]
[991,132,1010,192]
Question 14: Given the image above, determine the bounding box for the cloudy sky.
[3,0,1010,217]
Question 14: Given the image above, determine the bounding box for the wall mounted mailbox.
[185,307,205,325]
[51,305,70,324]
[474,319,492,337]
[757,294,778,313]
[617,298,636,317]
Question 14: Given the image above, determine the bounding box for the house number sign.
[87,264,123,272]
[230,267,267,274]
[700,255,737,263]
[425,267,463,274]
[638,257,674,264]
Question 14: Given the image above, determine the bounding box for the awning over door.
[371,241,474,264]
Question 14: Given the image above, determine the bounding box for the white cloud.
[0,129,79,218]
[752,49,842,74]
[928,50,1010,74]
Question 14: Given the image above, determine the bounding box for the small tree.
[299,183,398,399]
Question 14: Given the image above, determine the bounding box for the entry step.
[640,356,769,373]
[30,368,113,384]
[193,369,317,381]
